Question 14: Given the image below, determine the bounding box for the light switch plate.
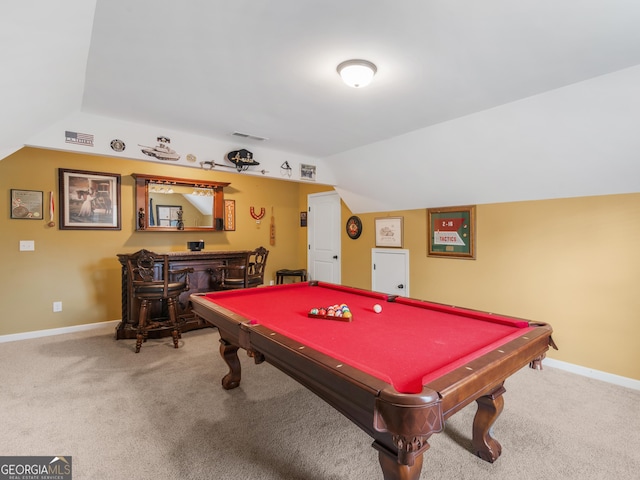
[19,240,35,251]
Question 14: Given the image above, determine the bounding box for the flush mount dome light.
[337,59,377,88]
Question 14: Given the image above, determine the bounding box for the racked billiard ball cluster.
[308,303,352,322]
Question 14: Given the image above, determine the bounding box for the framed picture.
[156,205,182,227]
[224,199,236,231]
[375,217,403,248]
[427,205,476,259]
[300,211,307,227]
[300,163,316,181]
[58,168,121,230]
[11,189,43,219]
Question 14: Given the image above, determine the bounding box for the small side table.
[275,269,308,285]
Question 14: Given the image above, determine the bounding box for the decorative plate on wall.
[346,215,363,239]
[110,139,126,152]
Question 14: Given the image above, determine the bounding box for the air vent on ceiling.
[232,131,269,141]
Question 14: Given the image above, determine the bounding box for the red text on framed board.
[427,205,476,259]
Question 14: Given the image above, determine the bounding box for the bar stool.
[275,269,307,284]
[126,249,193,353]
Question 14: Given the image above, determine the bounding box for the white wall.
[25,111,333,185]
[0,1,97,156]
[327,65,640,213]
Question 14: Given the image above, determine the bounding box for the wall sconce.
[337,59,377,88]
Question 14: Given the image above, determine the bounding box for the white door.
[371,248,409,296]
[307,192,341,283]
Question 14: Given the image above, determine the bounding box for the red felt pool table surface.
[199,282,534,394]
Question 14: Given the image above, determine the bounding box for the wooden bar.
[115,250,249,339]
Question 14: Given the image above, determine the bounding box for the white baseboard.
[0,320,119,343]
[1,322,638,391]
[543,358,640,391]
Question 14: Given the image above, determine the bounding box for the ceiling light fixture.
[337,59,377,88]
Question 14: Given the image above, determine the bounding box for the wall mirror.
[133,173,230,231]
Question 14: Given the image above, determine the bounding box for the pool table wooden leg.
[472,384,506,463]
[219,338,242,390]
[377,447,423,480]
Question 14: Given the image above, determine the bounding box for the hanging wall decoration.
[47,191,55,227]
[58,168,121,230]
[427,205,476,259]
[227,149,260,172]
[375,217,403,248]
[300,163,316,181]
[110,139,126,152]
[10,189,43,219]
[224,200,236,231]
[250,206,266,225]
[269,207,275,245]
[280,161,292,177]
[65,130,94,147]
[139,136,180,161]
[346,215,362,239]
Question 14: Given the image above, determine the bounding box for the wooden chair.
[247,246,269,288]
[126,249,194,353]
[218,251,251,290]
[218,246,269,289]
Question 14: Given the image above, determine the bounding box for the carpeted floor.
[1,325,639,479]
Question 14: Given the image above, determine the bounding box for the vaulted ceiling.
[3,1,640,212]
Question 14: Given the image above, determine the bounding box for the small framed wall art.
[11,189,43,219]
[375,217,403,248]
[224,199,236,231]
[346,215,362,239]
[300,164,316,181]
[427,205,476,259]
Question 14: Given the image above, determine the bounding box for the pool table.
[190,281,556,480]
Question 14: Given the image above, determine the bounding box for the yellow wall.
[1,147,307,335]
[3,147,639,381]
[339,197,640,380]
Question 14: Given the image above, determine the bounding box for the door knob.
[333,255,338,259]
[397,284,404,289]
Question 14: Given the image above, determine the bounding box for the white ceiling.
[2,1,640,211]
[82,0,640,157]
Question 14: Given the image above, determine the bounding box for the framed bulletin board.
[427,205,476,259]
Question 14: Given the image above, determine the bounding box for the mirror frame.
[133,173,230,232]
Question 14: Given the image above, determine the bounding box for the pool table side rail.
[392,296,531,328]
[313,280,391,301]
[426,323,554,419]
[313,280,536,329]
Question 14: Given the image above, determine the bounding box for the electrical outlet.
[19,240,35,251]
[53,301,62,312]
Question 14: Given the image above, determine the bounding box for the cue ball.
[373,304,382,313]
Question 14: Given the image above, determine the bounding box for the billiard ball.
[373,304,382,313]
